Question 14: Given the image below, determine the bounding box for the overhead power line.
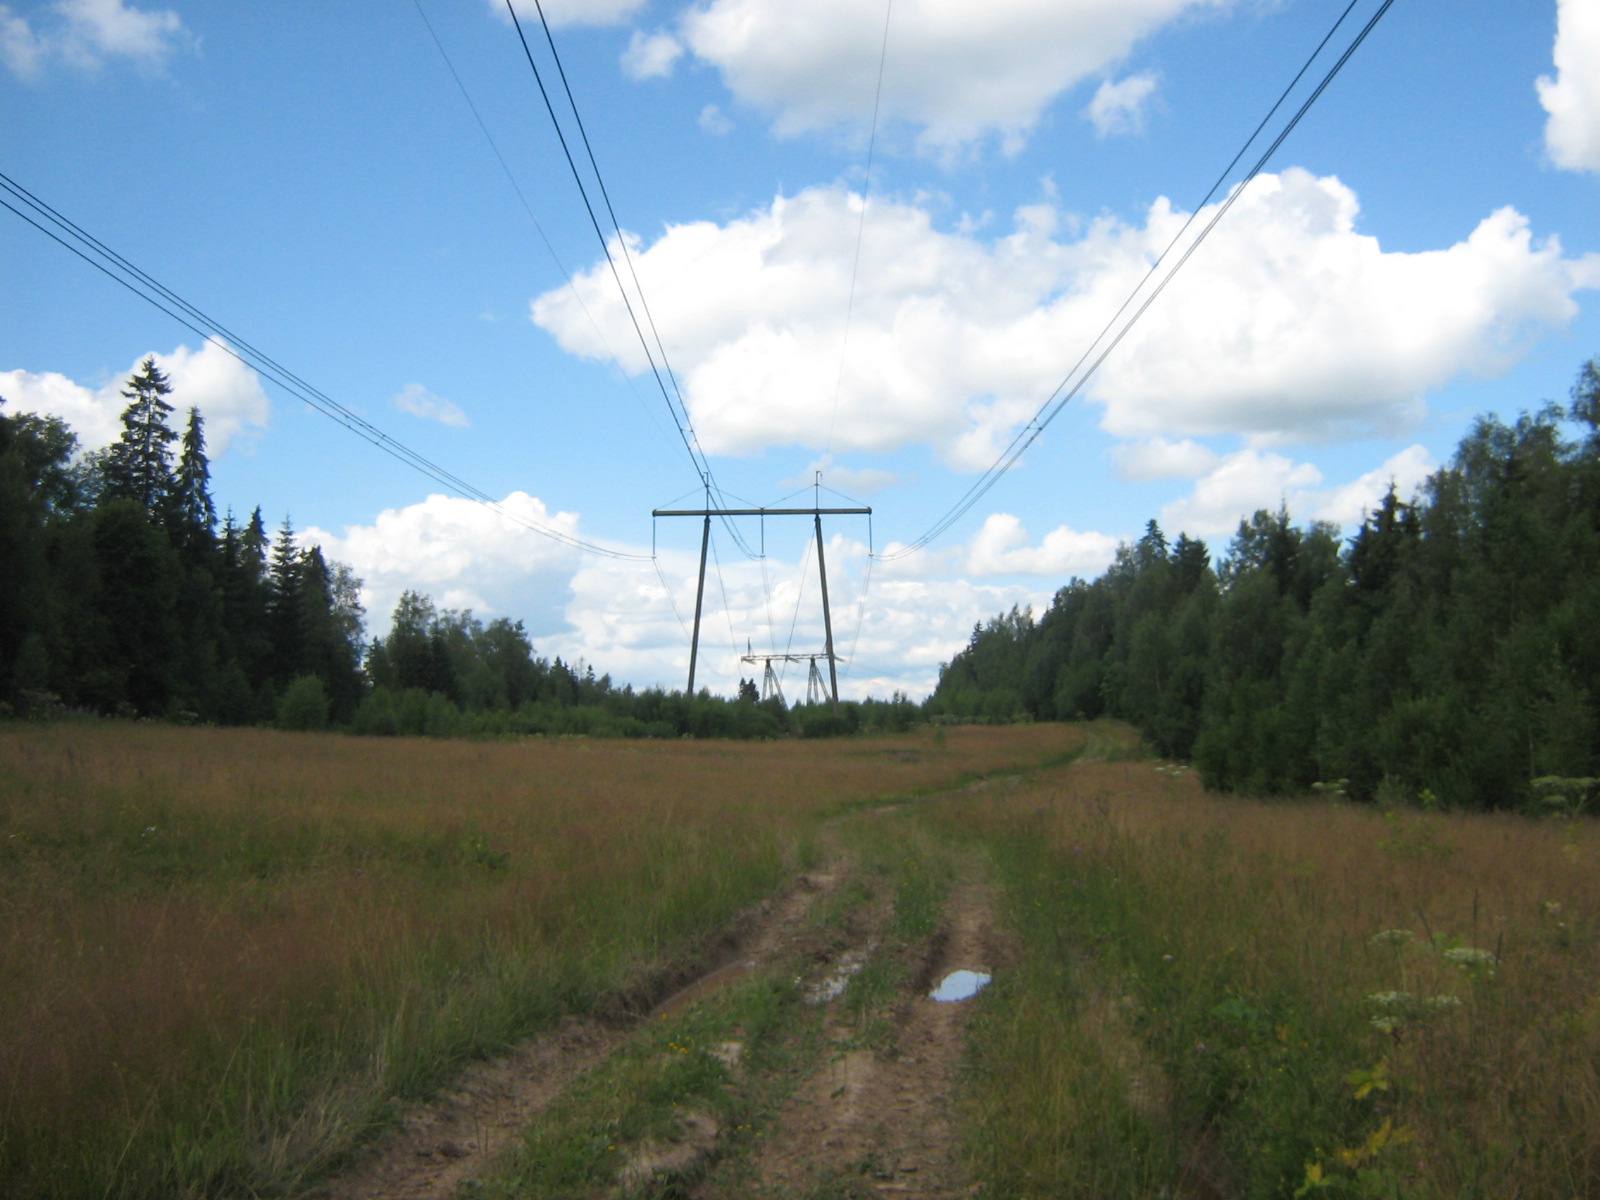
[824,0,894,460]
[502,0,760,560]
[880,0,1396,560]
[410,0,679,454]
[0,170,649,562]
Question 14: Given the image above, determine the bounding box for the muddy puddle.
[804,944,874,1004]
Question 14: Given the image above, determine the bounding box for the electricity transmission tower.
[652,503,870,708]
[737,649,837,707]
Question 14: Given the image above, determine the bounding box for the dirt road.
[322,814,1010,1200]
[716,865,1007,1199]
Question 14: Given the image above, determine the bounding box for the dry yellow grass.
[0,720,1081,1200]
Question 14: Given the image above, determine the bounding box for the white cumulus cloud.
[964,512,1120,577]
[676,0,1229,154]
[392,383,469,427]
[1157,444,1437,541]
[0,6,43,75]
[1113,437,1220,481]
[698,103,735,135]
[1,342,269,454]
[302,491,584,641]
[531,171,1596,468]
[0,0,192,79]
[1092,170,1597,442]
[1084,72,1159,137]
[0,366,119,446]
[779,455,902,496]
[621,29,682,80]
[1537,0,1600,173]
[1308,445,1435,529]
[1158,448,1324,539]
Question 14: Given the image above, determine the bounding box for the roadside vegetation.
[942,728,1600,1198]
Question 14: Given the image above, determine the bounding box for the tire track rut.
[323,836,1011,1199]
[713,861,1007,1199]
[322,871,842,1200]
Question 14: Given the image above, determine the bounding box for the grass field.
[0,720,1076,1200]
[5,719,1599,1198]
[939,734,1600,1198]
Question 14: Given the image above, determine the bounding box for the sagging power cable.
[411,0,678,453]
[0,171,649,562]
[823,0,894,461]
[880,0,1394,559]
[504,0,760,561]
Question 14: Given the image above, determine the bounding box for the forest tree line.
[1,357,367,726]
[930,359,1600,812]
[0,358,918,739]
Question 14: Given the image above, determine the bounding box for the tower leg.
[808,658,826,706]
[814,513,840,710]
[686,514,711,696]
[762,660,785,706]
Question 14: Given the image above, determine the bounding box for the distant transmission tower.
[652,500,869,709]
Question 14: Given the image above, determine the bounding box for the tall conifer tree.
[101,357,177,512]
[168,406,217,555]
[242,507,269,581]
[267,518,302,676]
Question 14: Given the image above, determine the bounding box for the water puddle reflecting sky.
[929,969,991,1002]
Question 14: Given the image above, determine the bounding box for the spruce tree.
[217,506,272,711]
[0,404,53,699]
[90,500,182,714]
[267,517,302,679]
[1171,534,1211,592]
[101,357,177,512]
[239,506,270,595]
[168,406,217,556]
[293,547,340,681]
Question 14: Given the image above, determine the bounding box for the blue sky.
[4,0,1598,699]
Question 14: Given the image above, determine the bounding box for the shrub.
[352,686,400,736]
[277,675,330,731]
